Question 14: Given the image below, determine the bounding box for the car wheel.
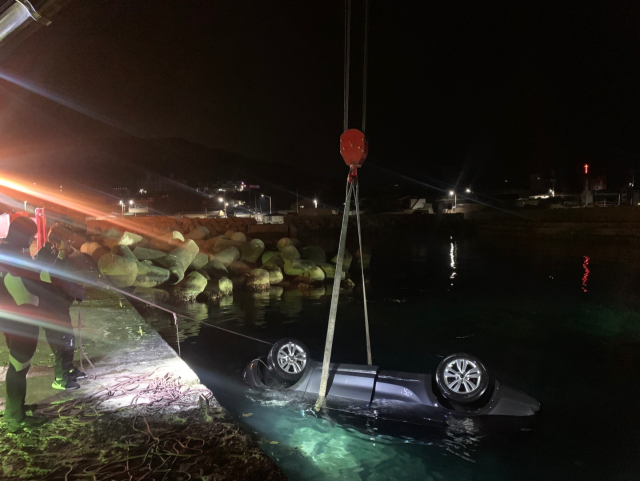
[267,338,309,382]
[435,353,489,404]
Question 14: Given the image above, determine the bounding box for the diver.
[34,227,86,390]
[0,217,48,433]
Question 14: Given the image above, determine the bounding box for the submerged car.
[243,338,540,424]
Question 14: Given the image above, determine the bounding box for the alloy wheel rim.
[276,342,307,374]
[443,358,482,394]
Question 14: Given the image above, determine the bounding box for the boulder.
[231,232,247,242]
[102,231,144,248]
[98,253,138,287]
[199,276,234,302]
[218,277,233,296]
[228,261,252,278]
[169,271,208,303]
[261,251,280,265]
[277,237,293,252]
[318,262,346,280]
[170,240,200,271]
[133,286,171,304]
[198,225,211,236]
[148,231,185,251]
[281,245,301,260]
[102,227,123,239]
[213,246,240,266]
[301,266,325,283]
[132,261,170,288]
[154,254,185,284]
[90,246,110,264]
[283,258,315,276]
[331,249,352,270]
[196,269,211,280]
[203,259,228,279]
[341,278,356,290]
[246,268,270,292]
[80,242,104,256]
[263,265,283,284]
[225,230,235,239]
[184,229,205,240]
[132,247,167,261]
[119,231,144,246]
[302,246,326,264]
[241,239,265,263]
[213,238,245,252]
[190,252,209,270]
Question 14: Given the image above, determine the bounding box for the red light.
[584,164,589,174]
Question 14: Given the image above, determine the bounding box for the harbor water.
[144,234,640,480]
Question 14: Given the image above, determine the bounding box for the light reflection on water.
[143,237,640,481]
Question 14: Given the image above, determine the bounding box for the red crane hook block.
[340,129,368,168]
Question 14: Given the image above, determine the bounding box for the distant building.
[199,181,247,193]
[112,187,131,199]
[590,175,606,191]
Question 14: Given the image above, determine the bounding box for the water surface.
[145,235,640,480]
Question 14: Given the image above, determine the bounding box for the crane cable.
[316,0,372,410]
[343,0,351,132]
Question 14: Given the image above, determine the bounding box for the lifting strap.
[315,170,371,410]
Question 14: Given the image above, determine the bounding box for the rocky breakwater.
[84,218,368,310]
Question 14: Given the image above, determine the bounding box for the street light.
[261,194,272,214]
[449,190,457,209]
[224,202,228,217]
[314,199,318,208]
[465,188,472,193]
[119,200,125,216]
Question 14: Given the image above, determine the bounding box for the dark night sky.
[1,0,640,191]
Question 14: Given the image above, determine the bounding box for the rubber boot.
[50,333,80,390]
[5,363,29,427]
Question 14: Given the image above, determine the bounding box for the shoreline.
[0,285,286,480]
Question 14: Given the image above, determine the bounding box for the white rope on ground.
[355,182,372,365]
[77,308,97,380]
[315,178,354,411]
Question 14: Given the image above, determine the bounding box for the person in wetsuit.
[0,217,47,433]
[35,228,86,390]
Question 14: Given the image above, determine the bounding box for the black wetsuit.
[0,243,48,425]
[38,252,84,384]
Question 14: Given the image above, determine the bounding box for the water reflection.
[450,240,457,289]
[582,255,590,293]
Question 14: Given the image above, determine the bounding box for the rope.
[37,370,215,480]
[343,0,352,131]
[76,307,97,380]
[315,178,354,411]
[361,0,369,133]
[85,279,273,350]
[355,182,372,365]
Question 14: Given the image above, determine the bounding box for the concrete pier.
[0,287,286,480]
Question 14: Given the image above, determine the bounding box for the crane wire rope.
[362,0,369,132]
[315,0,373,410]
[343,0,351,131]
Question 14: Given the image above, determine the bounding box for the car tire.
[267,338,310,382]
[435,353,489,404]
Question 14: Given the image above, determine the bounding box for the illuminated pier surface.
[0,287,286,480]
